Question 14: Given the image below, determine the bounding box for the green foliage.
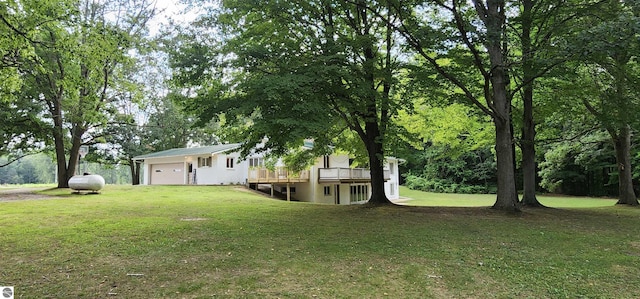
[539,0,640,203]
[403,144,497,194]
[2,0,158,186]
[169,0,417,204]
[398,102,494,155]
[404,175,497,194]
[0,0,72,157]
[538,131,619,197]
[0,0,68,97]
[170,0,409,165]
[398,98,496,194]
[0,97,47,157]
[144,97,207,152]
[0,154,132,184]
[0,154,52,184]
[0,156,43,184]
[280,148,321,174]
[552,0,640,129]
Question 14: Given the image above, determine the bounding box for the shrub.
[404,174,496,194]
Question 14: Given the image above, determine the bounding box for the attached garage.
[133,144,244,186]
[150,163,184,185]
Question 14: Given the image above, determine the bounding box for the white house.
[133,144,246,185]
[133,144,401,204]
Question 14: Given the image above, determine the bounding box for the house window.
[323,156,330,168]
[249,157,263,168]
[350,185,369,203]
[389,162,395,174]
[226,157,234,169]
[198,157,212,167]
[324,186,331,196]
[390,183,395,196]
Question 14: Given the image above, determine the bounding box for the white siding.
[193,153,247,185]
[384,158,401,200]
[140,148,401,204]
[142,152,248,186]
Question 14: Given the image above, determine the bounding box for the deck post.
[286,183,291,201]
[271,184,274,197]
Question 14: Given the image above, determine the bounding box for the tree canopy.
[2,0,157,187]
[0,0,637,207]
[170,0,412,204]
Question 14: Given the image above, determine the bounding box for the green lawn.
[1,185,639,298]
[399,186,618,208]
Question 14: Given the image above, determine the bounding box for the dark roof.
[132,143,242,160]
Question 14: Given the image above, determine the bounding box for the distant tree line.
[400,131,640,198]
[0,154,131,185]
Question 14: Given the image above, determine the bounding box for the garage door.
[150,163,184,185]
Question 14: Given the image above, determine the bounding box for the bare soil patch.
[0,188,58,202]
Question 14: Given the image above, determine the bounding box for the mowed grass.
[1,185,639,298]
[400,186,618,208]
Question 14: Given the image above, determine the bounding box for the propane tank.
[68,173,105,193]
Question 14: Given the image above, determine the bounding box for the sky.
[148,0,198,35]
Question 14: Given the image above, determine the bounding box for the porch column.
[183,161,188,185]
[271,184,274,197]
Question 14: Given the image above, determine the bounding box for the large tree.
[511,0,611,207]
[171,0,407,204]
[0,0,69,161]
[386,0,519,210]
[563,0,640,205]
[374,0,599,210]
[16,0,156,188]
[509,0,584,207]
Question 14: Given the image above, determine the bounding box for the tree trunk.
[52,98,72,188]
[54,135,70,188]
[356,1,392,207]
[613,126,638,205]
[519,0,544,207]
[53,123,84,188]
[364,120,392,206]
[483,0,519,212]
[130,159,140,185]
[520,85,544,207]
[492,115,520,211]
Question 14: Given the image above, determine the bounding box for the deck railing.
[248,167,390,183]
[248,167,310,183]
[318,168,390,182]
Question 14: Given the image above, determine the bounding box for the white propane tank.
[68,173,105,192]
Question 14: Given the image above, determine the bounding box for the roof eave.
[210,145,241,156]
[132,144,242,161]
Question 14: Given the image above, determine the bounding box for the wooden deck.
[318,168,390,183]
[248,167,390,184]
[247,168,310,183]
